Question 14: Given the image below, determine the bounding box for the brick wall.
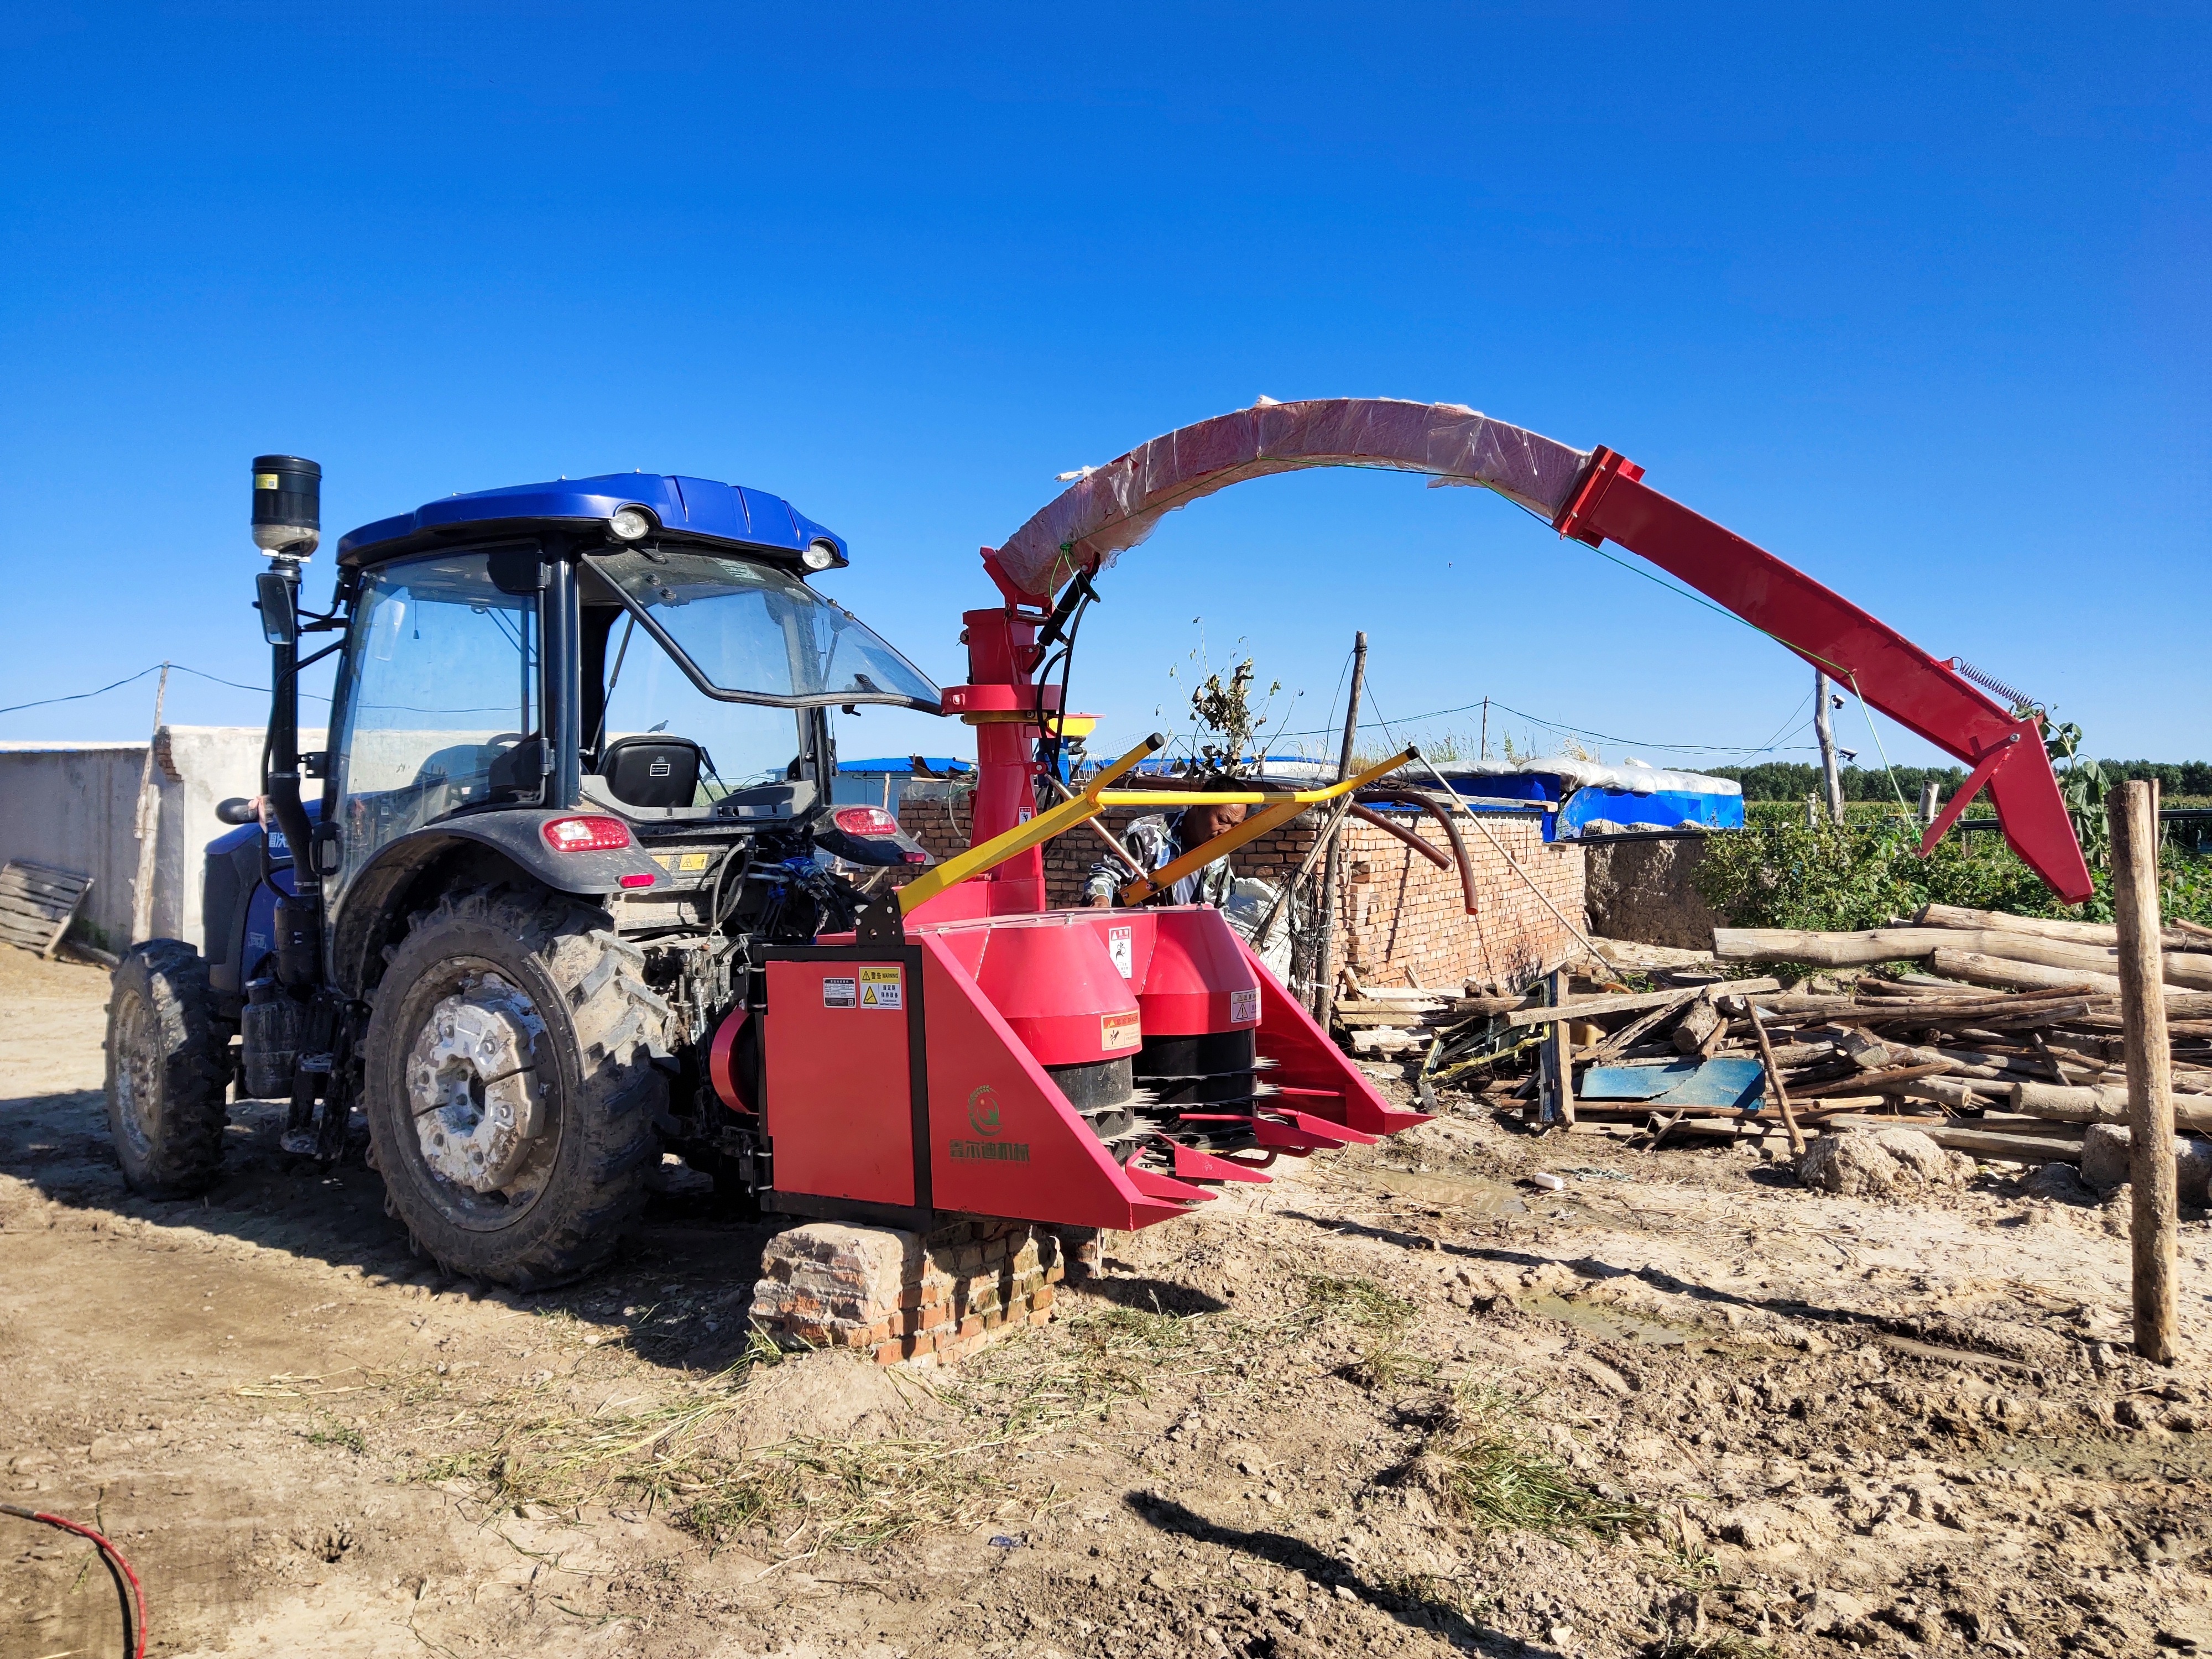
[895,784,1585,994]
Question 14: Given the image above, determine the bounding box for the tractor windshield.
[587,549,940,711]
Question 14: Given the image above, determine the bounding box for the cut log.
[1672,995,1724,1055]
[1918,901,2212,956]
[1794,1062,1954,1099]
[1821,1114,2085,1164]
[1933,949,2121,998]
[1906,1074,2212,1133]
[1716,926,1953,966]
[1504,978,1778,1028]
[1722,924,2212,990]
[1348,1027,1425,1055]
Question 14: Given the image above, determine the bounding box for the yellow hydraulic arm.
[894,737,1421,916]
[894,731,1166,915]
[1109,748,1418,905]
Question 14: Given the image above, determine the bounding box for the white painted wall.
[0,726,266,954]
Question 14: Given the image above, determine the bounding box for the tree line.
[1705,760,2212,802]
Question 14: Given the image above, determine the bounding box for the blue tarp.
[1580,1057,1767,1110]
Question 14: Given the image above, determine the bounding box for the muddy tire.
[105,940,231,1197]
[363,884,667,1290]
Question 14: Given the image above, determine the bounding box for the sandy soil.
[4,944,2210,1659]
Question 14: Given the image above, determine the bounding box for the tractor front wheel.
[105,940,231,1197]
[362,885,667,1290]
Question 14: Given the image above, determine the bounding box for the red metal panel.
[1237,938,1431,1136]
[1562,457,2092,903]
[761,959,916,1207]
[917,933,1203,1227]
[967,912,1144,1065]
[1134,907,1261,1037]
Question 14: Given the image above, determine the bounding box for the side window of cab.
[330,552,542,894]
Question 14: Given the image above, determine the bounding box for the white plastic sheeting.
[996,398,1592,598]
[1434,757,1743,798]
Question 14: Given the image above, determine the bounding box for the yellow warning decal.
[649,852,712,873]
[1101,1010,1140,1051]
[254,473,280,490]
[858,966,904,1010]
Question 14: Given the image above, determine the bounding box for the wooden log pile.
[1453,905,2212,1160]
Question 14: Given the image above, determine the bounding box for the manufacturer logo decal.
[967,1084,1000,1135]
[952,1083,1028,1164]
[1229,988,1259,1025]
[859,966,904,1010]
[822,976,858,1008]
[1101,1010,1140,1051]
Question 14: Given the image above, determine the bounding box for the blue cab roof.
[337,472,847,565]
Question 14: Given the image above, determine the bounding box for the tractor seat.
[596,736,705,810]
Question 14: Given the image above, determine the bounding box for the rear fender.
[328,812,659,997]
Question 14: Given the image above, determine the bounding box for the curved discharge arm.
[988,398,2091,904]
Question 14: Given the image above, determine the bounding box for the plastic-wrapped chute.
[995,398,1590,598]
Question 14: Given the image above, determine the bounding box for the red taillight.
[618,872,656,889]
[542,815,632,853]
[833,805,900,837]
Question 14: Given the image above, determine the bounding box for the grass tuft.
[1411,1382,1650,1541]
[1297,1274,1418,1333]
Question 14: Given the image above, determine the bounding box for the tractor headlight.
[802,538,844,571]
[608,505,654,542]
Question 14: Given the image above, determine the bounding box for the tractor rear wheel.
[105,940,231,1197]
[362,884,667,1290]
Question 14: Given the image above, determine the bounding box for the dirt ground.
[5,945,2211,1659]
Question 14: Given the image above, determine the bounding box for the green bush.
[1693,816,2212,933]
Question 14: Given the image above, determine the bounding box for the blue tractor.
[103,459,941,1286]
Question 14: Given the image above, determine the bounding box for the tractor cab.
[325,474,941,932]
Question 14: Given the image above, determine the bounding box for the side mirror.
[255,570,297,645]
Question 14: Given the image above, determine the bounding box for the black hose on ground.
[3,1500,145,1658]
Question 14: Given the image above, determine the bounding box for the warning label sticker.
[1229,988,1259,1025]
[1101,1010,1141,1051]
[859,966,904,1010]
[1106,925,1133,978]
[650,851,712,874]
[823,977,858,1008]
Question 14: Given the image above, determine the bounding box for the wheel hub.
[406,973,545,1192]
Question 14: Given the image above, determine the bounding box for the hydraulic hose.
[3,1501,146,1659]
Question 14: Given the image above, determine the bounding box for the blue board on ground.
[1580,1057,1767,1111]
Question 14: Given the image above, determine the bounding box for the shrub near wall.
[1693,816,2212,933]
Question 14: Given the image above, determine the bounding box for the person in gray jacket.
[1084,797,1249,908]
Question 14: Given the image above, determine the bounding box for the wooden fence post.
[2109,778,2178,1364]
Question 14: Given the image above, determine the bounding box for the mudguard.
[326,810,662,996]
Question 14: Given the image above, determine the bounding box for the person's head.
[1182,799,1249,845]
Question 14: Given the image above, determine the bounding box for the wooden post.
[1543,967,1574,1128]
[1313,632,1366,1027]
[1748,1000,1806,1157]
[1814,670,1844,820]
[2109,778,2178,1364]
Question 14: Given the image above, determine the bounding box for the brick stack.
[895,784,1586,994]
[747,1218,1071,1368]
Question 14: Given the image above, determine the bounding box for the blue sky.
[3,3,2205,772]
